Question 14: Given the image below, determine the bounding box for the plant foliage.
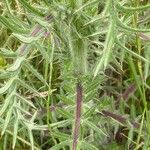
[0,0,150,149]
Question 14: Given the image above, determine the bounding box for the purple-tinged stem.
[121,84,136,101]
[19,25,42,55]
[115,83,136,108]
[19,15,53,55]
[101,110,140,128]
[138,33,150,41]
[72,81,83,150]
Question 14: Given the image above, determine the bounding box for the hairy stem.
[72,81,83,150]
[19,15,53,55]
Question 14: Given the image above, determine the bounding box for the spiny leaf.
[0,48,17,58]
[84,15,108,26]
[0,15,29,33]
[127,127,134,149]
[56,107,73,119]
[83,105,97,118]
[57,95,75,105]
[83,119,107,136]
[73,0,99,14]
[13,33,42,44]
[144,45,150,80]
[0,92,14,116]
[30,111,38,123]
[7,56,25,72]
[116,16,150,33]
[115,1,150,12]
[28,129,34,150]
[50,140,71,150]
[51,119,72,129]
[16,79,45,99]
[85,77,101,93]
[23,61,48,86]
[34,42,50,63]
[52,131,71,140]
[94,21,114,77]
[1,103,14,136]
[115,38,150,63]
[0,71,16,79]
[34,17,51,28]
[15,105,32,116]
[12,114,19,149]
[0,78,15,94]
[15,93,36,109]
[87,30,107,37]
[18,0,45,17]
[84,90,97,102]
[80,141,99,150]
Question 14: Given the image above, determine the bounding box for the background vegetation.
[0,0,150,149]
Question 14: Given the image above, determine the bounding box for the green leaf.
[28,129,34,150]
[52,131,71,141]
[49,140,71,150]
[30,111,38,123]
[16,79,45,99]
[85,77,101,93]
[12,114,19,149]
[13,33,42,44]
[63,84,74,94]
[18,0,45,17]
[80,141,99,150]
[34,18,51,28]
[116,16,150,33]
[23,61,48,86]
[0,92,14,116]
[73,0,99,14]
[7,57,25,72]
[83,105,97,118]
[115,38,150,63]
[94,22,114,77]
[1,104,14,135]
[127,127,134,149]
[15,105,32,116]
[115,1,150,12]
[84,90,97,102]
[34,42,50,63]
[144,45,150,80]
[51,119,72,129]
[83,119,107,136]
[57,95,75,105]
[0,78,15,94]
[0,71,16,79]
[56,107,73,119]
[0,48,17,58]
[15,93,36,108]
[0,15,29,33]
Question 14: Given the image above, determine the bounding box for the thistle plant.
[0,0,150,150]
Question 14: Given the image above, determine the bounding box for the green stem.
[46,35,57,145]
